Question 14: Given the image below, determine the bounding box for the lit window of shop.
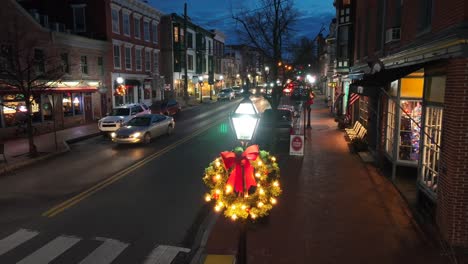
[359,96,369,128]
[385,99,396,156]
[2,94,41,127]
[63,93,83,116]
[399,100,422,161]
[419,75,445,196]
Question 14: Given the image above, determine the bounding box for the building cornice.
[54,32,108,50]
[351,37,468,73]
[112,0,162,21]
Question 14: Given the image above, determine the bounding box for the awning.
[349,62,428,96]
[0,86,97,95]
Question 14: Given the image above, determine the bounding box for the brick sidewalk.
[203,98,450,264]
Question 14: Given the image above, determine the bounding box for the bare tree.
[0,18,64,157]
[233,0,298,109]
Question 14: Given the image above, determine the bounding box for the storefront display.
[399,100,422,161]
[1,94,41,127]
[385,99,396,157]
[420,107,443,194]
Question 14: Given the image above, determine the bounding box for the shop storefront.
[112,73,152,107]
[418,74,446,199]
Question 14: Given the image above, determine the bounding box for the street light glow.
[116,77,124,84]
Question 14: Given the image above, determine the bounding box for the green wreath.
[203,148,281,220]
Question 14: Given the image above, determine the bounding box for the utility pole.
[183,3,189,102]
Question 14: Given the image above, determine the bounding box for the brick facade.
[437,58,468,247]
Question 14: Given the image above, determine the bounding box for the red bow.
[221,145,259,193]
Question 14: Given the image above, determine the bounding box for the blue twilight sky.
[149,0,335,45]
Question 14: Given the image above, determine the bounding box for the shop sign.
[289,135,304,156]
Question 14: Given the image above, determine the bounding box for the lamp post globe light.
[116,76,124,84]
[230,97,260,146]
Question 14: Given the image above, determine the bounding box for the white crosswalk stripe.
[17,235,80,264]
[0,229,38,256]
[143,245,190,264]
[79,237,128,264]
[0,229,191,264]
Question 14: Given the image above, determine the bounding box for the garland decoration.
[203,145,281,220]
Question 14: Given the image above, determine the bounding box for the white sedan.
[111,114,175,144]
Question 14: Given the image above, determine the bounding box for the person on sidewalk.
[306,89,315,128]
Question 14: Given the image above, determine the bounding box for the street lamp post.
[230,96,260,264]
[198,76,204,103]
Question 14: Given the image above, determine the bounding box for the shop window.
[2,95,41,126]
[420,106,443,194]
[398,100,422,161]
[385,99,396,156]
[63,93,73,116]
[42,95,53,121]
[359,97,369,128]
[401,77,423,98]
[73,94,83,115]
[425,76,445,103]
[144,81,151,100]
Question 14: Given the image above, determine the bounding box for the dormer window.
[71,4,86,32]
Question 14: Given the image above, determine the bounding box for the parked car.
[232,86,243,96]
[98,103,151,134]
[111,114,175,144]
[256,108,295,141]
[218,88,235,101]
[150,99,181,116]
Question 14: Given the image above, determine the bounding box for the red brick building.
[343,0,468,250]
[18,0,163,111]
[0,0,107,138]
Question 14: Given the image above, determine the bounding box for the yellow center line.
[42,118,225,218]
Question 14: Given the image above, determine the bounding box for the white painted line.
[17,235,80,264]
[0,229,39,256]
[79,237,128,264]
[143,245,190,264]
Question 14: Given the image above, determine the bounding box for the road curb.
[189,208,220,264]
[0,132,101,176]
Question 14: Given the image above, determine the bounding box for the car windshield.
[109,108,130,116]
[126,117,151,126]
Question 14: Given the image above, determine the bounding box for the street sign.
[289,135,304,156]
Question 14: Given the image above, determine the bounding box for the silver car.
[111,114,175,144]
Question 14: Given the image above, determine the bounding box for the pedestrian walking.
[306,89,315,128]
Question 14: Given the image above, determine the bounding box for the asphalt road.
[0,98,254,264]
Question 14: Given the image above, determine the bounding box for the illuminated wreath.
[203,146,281,220]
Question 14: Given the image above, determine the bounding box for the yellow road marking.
[42,118,224,218]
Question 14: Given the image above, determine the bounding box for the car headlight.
[130,132,141,138]
[110,132,116,138]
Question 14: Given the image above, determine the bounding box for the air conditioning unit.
[385,27,401,43]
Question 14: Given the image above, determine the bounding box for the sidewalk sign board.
[289,135,304,156]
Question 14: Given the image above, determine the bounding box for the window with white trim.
[72,5,86,32]
[80,55,88,74]
[420,106,443,194]
[144,21,150,42]
[145,50,151,71]
[188,54,193,71]
[111,8,120,34]
[123,12,130,36]
[135,48,142,71]
[385,98,396,156]
[125,47,132,70]
[134,17,141,39]
[152,23,158,43]
[113,44,121,69]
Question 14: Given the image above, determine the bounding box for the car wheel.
[167,125,174,135]
[143,133,151,144]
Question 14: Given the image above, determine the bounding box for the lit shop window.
[63,93,83,116]
[2,95,41,126]
[398,100,422,161]
[420,107,443,194]
[385,99,396,156]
